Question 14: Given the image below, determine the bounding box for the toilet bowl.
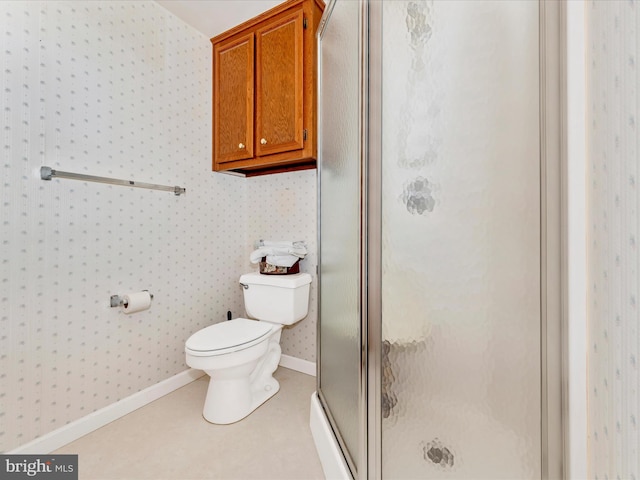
[186,318,283,424]
[185,272,312,424]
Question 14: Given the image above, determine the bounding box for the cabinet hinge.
[303,17,308,29]
[303,129,308,141]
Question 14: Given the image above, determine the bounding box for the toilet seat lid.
[185,318,272,353]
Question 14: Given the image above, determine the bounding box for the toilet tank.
[239,272,312,325]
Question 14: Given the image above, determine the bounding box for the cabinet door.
[255,10,304,157]
[214,34,254,165]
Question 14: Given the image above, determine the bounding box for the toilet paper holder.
[110,290,154,308]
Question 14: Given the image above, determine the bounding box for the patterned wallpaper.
[587,1,640,478]
[0,1,317,452]
[243,170,318,363]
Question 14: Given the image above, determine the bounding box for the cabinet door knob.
[260,138,267,145]
[238,143,245,149]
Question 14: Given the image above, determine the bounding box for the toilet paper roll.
[122,291,152,314]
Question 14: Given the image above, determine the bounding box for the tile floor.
[54,368,325,480]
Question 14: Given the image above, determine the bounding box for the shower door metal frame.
[540,1,566,479]
[364,2,380,479]
[317,0,567,478]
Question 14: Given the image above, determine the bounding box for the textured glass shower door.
[317,1,553,478]
[317,0,363,475]
[379,1,541,478]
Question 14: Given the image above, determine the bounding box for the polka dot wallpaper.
[587,1,640,478]
[243,170,318,363]
[0,1,317,452]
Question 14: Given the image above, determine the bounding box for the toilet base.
[201,336,282,424]
[202,375,280,424]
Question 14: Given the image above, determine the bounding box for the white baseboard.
[9,368,205,454]
[310,391,352,480]
[10,357,313,454]
[279,354,316,376]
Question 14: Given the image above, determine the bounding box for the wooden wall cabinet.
[212,0,325,176]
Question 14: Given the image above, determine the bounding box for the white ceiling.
[155,0,283,39]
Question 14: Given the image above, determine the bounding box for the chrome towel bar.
[40,166,186,196]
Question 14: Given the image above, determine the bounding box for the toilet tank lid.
[239,272,312,288]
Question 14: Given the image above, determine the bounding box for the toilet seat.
[185,318,273,357]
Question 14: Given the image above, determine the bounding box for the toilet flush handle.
[239,283,249,290]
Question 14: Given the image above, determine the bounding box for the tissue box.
[259,257,300,275]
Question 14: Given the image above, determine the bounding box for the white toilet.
[185,272,312,424]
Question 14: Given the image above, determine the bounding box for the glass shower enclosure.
[316,1,564,479]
